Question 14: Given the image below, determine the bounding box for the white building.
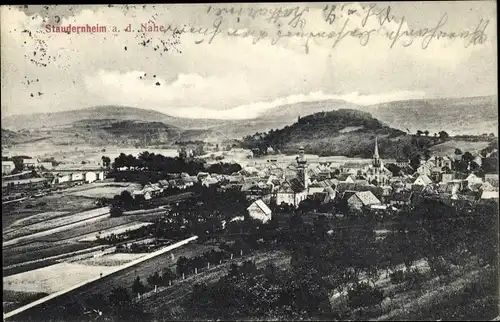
[71,172,85,182]
[2,160,15,175]
[85,172,98,183]
[413,174,433,186]
[247,199,272,223]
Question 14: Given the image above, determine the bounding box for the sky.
[0,2,497,119]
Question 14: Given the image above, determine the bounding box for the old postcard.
[1,2,498,321]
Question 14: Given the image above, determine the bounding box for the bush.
[110,205,123,217]
[347,282,384,309]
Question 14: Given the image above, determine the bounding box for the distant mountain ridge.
[1,106,234,131]
[1,95,497,146]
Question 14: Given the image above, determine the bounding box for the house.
[55,174,71,184]
[202,177,219,187]
[416,164,432,177]
[2,160,15,175]
[395,158,409,167]
[71,172,85,182]
[465,173,483,186]
[484,174,499,187]
[85,172,97,183]
[2,177,48,188]
[413,174,433,186]
[247,199,272,223]
[479,181,495,192]
[346,190,381,210]
[390,190,413,206]
[308,179,337,194]
[337,173,355,183]
[276,178,308,208]
[38,162,53,170]
[97,171,106,181]
[472,156,482,167]
[197,172,210,182]
[133,190,152,200]
[480,190,499,200]
[22,158,37,169]
[441,173,454,184]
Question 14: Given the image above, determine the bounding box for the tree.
[347,282,384,310]
[131,276,146,295]
[108,286,132,309]
[424,130,429,136]
[416,130,423,137]
[101,156,111,168]
[410,154,421,169]
[439,131,450,140]
[147,271,162,288]
[386,163,402,176]
[162,267,177,285]
[110,205,123,217]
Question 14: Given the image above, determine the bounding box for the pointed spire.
[374,137,379,159]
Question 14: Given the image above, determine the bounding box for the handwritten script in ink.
[144,4,490,54]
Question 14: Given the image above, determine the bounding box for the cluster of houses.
[1,158,55,175]
[51,171,106,185]
[157,139,498,224]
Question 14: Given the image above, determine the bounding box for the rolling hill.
[369,95,498,137]
[210,95,498,139]
[1,95,496,151]
[0,106,233,131]
[240,109,444,159]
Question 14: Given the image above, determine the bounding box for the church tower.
[373,137,381,168]
[296,146,308,189]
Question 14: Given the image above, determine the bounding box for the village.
[2,137,499,223]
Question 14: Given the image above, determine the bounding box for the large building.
[2,160,15,175]
[275,146,309,208]
[365,137,392,185]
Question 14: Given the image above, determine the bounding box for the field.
[3,207,110,242]
[76,253,148,267]
[78,222,154,242]
[139,249,291,315]
[2,194,97,231]
[430,140,491,155]
[3,290,49,314]
[69,183,142,199]
[46,212,163,242]
[9,211,70,228]
[4,262,117,294]
[3,242,98,267]
[25,242,218,306]
[3,145,178,164]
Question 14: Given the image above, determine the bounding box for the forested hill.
[240,109,449,159]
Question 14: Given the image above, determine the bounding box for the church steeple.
[373,137,381,167]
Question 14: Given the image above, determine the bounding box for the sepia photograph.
[1,2,498,321]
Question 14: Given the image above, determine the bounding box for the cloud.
[83,68,426,119]
[0,3,496,118]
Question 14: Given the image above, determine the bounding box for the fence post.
[138,293,140,300]
[195,267,198,275]
[231,253,233,260]
[169,280,172,286]
[219,259,222,264]
[182,273,185,280]
[240,249,243,256]
[155,285,157,293]
[208,262,210,269]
